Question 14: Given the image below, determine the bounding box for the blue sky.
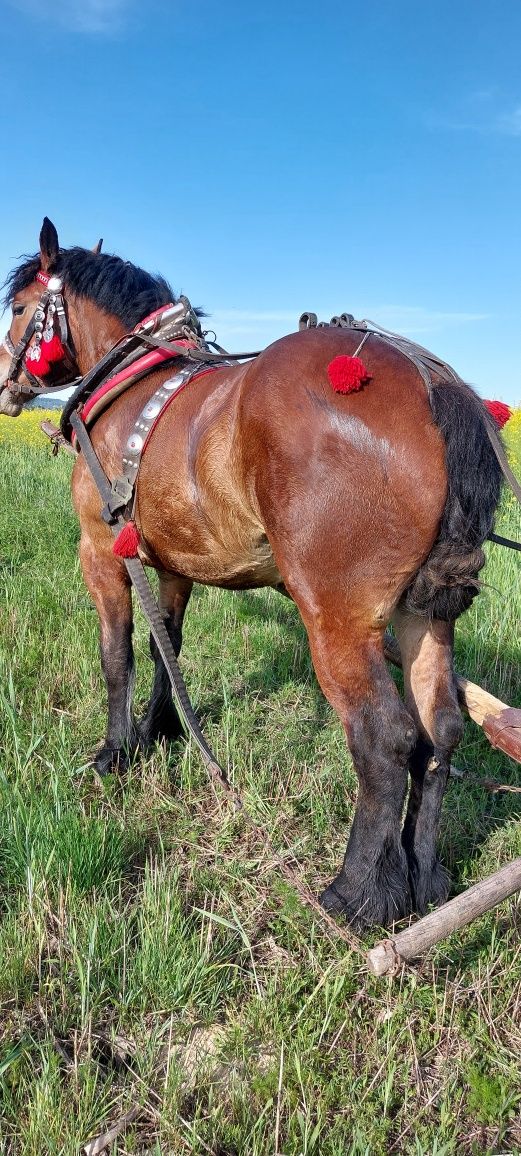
[2,0,520,403]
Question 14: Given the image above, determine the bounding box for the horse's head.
[0,218,175,416]
[0,218,94,415]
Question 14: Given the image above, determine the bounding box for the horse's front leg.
[139,573,193,749]
[79,520,138,775]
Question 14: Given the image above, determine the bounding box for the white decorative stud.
[142,401,162,419]
[164,373,185,391]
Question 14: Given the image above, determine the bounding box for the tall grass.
[0,408,519,1154]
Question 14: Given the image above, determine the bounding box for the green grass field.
[0,409,520,1155]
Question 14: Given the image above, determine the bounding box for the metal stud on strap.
[110,366,195,519]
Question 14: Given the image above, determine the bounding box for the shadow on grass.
[196,588,331,730]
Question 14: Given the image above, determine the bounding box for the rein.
[6,273,517,553]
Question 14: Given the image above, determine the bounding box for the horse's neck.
[71,297,126,374]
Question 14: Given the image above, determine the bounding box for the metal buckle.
[101,475,134,524]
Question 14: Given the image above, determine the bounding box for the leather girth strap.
[69,410,226,779]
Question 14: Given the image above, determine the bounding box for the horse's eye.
[13,304,25,317]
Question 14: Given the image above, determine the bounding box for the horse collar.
[58,297,230,554]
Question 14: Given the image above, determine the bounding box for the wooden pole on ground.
[383,633,521,765]
[366,857,521,976]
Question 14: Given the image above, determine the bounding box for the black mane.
[2,248,179,329]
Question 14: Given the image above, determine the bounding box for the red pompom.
[327,355,371,394]
[41,334,66,363]
[484,400,512,429]
[25,351,51,377]
[112,521,140,558]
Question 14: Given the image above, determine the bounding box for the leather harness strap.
[368,323,521,543]
[488,531,521,552]
[56,303,521,552]
[136,328,262,363]
[100,361,227,525]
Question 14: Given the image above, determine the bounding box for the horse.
[0,218,503,929]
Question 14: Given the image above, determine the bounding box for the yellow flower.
[0,407,59,447]
[504,407,521,475]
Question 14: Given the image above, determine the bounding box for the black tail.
[404,380,503,621]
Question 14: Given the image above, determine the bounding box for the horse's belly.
[144,525,282,590]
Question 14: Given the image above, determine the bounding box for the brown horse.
[0,219,503,928]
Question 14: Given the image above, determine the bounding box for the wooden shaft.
[455,674,506,725]
[366,857,521,976]
[383,633,521,764]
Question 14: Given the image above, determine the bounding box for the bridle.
[2,271,81,399]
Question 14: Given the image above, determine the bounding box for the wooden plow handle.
[366,857,521,976]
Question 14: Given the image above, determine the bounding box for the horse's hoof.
[319,867,412,930]
[137,712,184,750]
[319,881,376,928]
[92,746,132,777]
[319,881,352,916]
[408,856,450,914]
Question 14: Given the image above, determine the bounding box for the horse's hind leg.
[301,615,417,927]
[392,608,463,913]
[139,573,193,749]
[78,523,138,776]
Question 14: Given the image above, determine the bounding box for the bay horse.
[0,219,503,929]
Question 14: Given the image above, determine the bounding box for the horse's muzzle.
[0,383,23,416]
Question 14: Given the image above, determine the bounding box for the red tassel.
[327,355,371,394]
[41,334,66,363]
[25,351,51,377]
[112,521,140,558]
[484,400,512,429]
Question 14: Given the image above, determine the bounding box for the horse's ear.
[92,238,103,254]
[39,217,60,270]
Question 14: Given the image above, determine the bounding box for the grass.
[0,407,519,1155]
